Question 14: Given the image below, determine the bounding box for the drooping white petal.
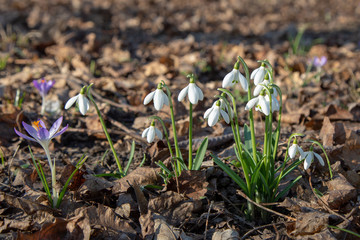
[143,91,155,105]
[204,106,214,119]
[196,85,204,101]
[253,84,263,96]
[188,83,198,104]
[208,106,220,127]
[272,96,280,112]
[250,68,259,80]
[155,128,163,139]
[78,94,89,115]
[297,146,304,159]
[289,144,297,159]
[177,85,189,102]
[245,97,259,110]
[258,95,270,116]
[254,67,265,85]
[220,109,230,124]
[147,126,155,143]
[314,152,325,166]
[142,127,150,138]
[239,73,248,91]
[65,95,79,109]
[222,70,236,88]
[162,91,169,106]
[304,151,314,170]
[154,89,164,111]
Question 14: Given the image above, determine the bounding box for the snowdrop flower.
[142,121,163,143]
[65,86,90,115]
[204,100,230,127]
[143,83,169,111]
[14,116,68,150]
[313,56,327,68]
[178,74,204,104]
[253,79,277,97]
[222,60,248,91]
[251,63,266,85]
[33,78,55,97]
[245,94,270,116]
[303,147,325,170]
[264,94,279,113]
[288,139,304,159]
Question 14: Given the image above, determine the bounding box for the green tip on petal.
[216,100,221,107]
[157,83,163,89]
[293,138,298,144]
[151,120,155,126]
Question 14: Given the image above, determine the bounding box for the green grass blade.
[192,137,208,170]
[327,225,360,238]
[124,140,136,176]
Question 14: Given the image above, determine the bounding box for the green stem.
[44,147,58,207]
[272,85,283,161]
[163,83,182,175]
[87,88,123,175]
[237,56,257,163]
[41,95,46,115]
[188,103,193,170]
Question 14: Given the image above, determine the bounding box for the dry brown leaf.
[112,167,161,193]
[139,210,155,239]
[212,229,239,240]
[319,117,346,147]
[321,174,357,210]
[287,212,334,237]
[167,170,209,200]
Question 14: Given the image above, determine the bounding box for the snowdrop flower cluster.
[288,140,325,170]
[143,83,169,111]
[142,120,163,143]
[65,86,90,115]
[245,94,270,116]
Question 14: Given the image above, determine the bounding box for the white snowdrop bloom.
[222,69,248,91]
[178,82,204,104]
[204,100,230,127]
[251,64,266,85]
[264,94,280,113]
[141,123,163,143]
[303,150,325,170]
[245,95,270,116]
[65,91,90,116]
[143,85,169,111]
[288,143,304,159]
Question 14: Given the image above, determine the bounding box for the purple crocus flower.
[33,78,55,97]
[313,56,327,68]
[14,116,68,149]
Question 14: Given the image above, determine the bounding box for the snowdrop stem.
[41,95,46,115]
[86,85,124,175]
[149,116,174,158]
[188,103,193,170]
[163,83,182,175]
[237,56,258,162]
[271,85,283,161]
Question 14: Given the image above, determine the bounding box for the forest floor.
[0,0,360,239]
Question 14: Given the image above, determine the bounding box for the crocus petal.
[65,95,79,109]
[314,152,325,166]
[289,144,297,159]
[177,85,189,102]
[38,127,50,140]
[155,128,163,139]
[222,71,235,88]
[143,91,155,105]
[14,128,36,142]
[245,97,259,110]
[33,80,41,91]
[78,94,89,115]
[147,126,155,143]
[22,122,40,140]
[39,120,47,128]
[239,73,248,91]
[142,127,150,138]
[220,109,230,124]
[52,124,68,138]
[188,83,198,104]
[258,95,270,115]
[208,106,220,127]
[304,152,313,170]
[196,85,204,101]
[49,116,63,138]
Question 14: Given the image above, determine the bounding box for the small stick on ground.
[204,200,214,240]
[240,221,290,240]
